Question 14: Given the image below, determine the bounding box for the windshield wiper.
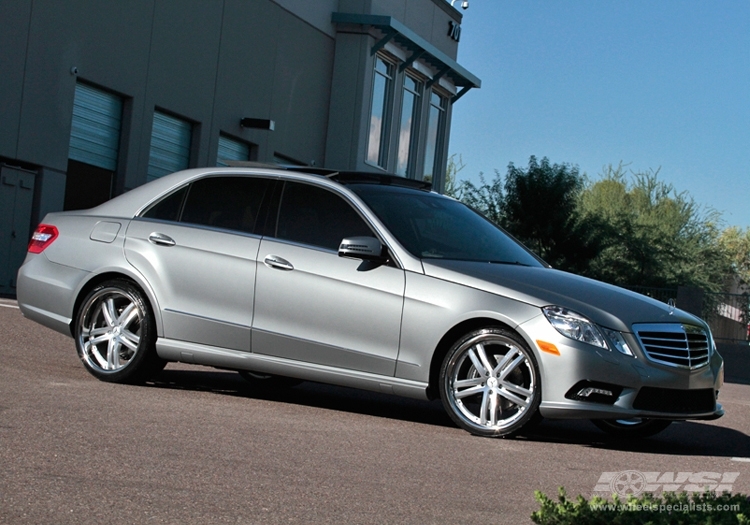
[487,260,531,267]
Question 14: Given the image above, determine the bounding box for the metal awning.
[331,12,481,102]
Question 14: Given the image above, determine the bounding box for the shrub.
[531,488,750,525]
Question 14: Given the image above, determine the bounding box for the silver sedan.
[17,167,724,438]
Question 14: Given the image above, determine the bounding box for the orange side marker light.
[536,340,560,356]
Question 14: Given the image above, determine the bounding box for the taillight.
[28,224,59,254]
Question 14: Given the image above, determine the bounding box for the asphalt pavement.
[1,297,749,524]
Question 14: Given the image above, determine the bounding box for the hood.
[422,260,704,333]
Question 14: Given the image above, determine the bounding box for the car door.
[252,181,405,376]
[124,175,270,351]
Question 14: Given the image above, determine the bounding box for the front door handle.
[148,233,176,247]
[264,255,294,271]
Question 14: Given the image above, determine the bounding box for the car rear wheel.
[75,280,165,383]
[238,370,302,388]
[591,418,672,438]
[439,328,541,438]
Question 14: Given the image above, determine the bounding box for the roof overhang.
[331,12,481,103]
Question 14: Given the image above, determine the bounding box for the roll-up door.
[68,83,122,171]
[147,112,192,181]
[217,135,250,167]
[64,83,122,210]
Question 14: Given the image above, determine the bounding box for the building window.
[366,55,394,168]
[422,91,448,182]
[395,75,422,177]
[217,135,252,166]
[147,111,192,182]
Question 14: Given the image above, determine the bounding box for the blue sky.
[448,0,750,228]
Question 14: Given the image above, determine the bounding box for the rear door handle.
[264,255,294,271]
[148,233,176,247]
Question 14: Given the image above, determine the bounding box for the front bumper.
[518,314,725,421]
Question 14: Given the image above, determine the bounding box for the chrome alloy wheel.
[441,329,540,436]
[78,286,143,373]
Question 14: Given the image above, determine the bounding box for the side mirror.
[338,236,387,262]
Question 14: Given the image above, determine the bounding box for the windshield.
[351,184,544,267]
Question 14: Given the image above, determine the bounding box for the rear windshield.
[350,184,544,267]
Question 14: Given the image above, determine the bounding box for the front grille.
[633,387,716,413]
[633,323,710,369]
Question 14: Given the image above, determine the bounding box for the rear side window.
[275,182,373,251]
[142,186,188,222]
[181,177,269,234]
[142,176,270,235]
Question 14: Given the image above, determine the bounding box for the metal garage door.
[68,83,122,171]
[0,165,35,295]
[217,135,250,166]
[147,112,192,181]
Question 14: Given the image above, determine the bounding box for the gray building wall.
[1,0,339,191]
[0,0,476,295]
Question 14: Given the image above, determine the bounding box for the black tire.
[238,370,302,388]
[591,418,672,438]
[439,327,541,438]
[74,279,165,384]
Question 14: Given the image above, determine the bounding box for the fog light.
[577,387,614,398]
[565,380,623,405]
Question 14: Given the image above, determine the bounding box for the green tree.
[457,156,603,271]
[720,226,750,291]
[443,154,466,198]
[579,164,728,292]
[453,169,505,225]
[452,156,733,294]
[502,156,604,271]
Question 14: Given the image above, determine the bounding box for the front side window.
[366,56,394,168]
[422,91,448,182]
[275,183,373,251]
[395,75,422,177]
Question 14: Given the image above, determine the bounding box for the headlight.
[542,306,634,356]
[600,327,634,356]
[542,306,607,349]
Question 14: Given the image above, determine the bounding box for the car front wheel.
[75,280,165,383]
[439,328,541,437]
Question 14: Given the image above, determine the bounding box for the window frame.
[421,89,449,183]
[395,73,423,178]
[363,47,454,187]
[365,54,396,170]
